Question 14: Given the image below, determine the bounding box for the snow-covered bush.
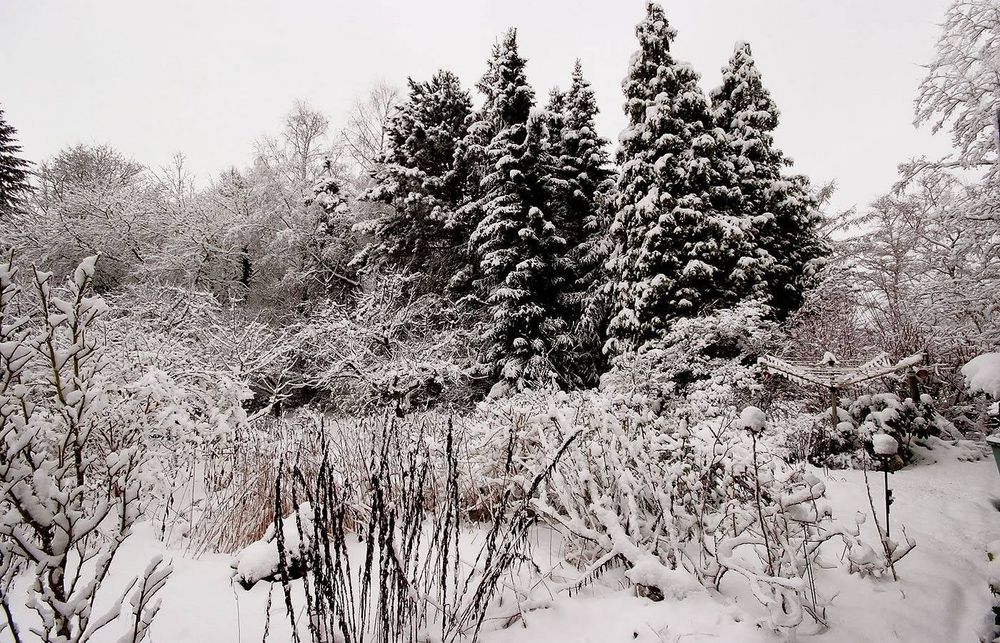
[807,392,957,468]
[849,393,953,460]
[788,384,959,468]
[600,300,775,418]
[288,273,486,414]
[103,283,282,415]
[964,353,1000,433]
[95,283,263,548]
[965,353,1000,400]
[0,255,172,642]
[484,385,914,634]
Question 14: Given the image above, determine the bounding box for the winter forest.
[1,1,999,641]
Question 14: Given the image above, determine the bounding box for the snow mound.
[738,405,766,433]
[232,503,312,589]
[962,352,1000,399]
[872,433,899,456]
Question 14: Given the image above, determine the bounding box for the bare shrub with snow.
[260,413,578,642]
[0,255,171,642]
[490,389,916,634]
[288,273,487,415]
[94,283,264,549]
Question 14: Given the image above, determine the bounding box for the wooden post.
[830,386,840,431]
[995,107,1000,159]
[906,367,920,402]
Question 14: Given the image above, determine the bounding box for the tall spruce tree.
[545,88,567,139]
[469,29,568,390]
[546,61,613,384]
[607,3,753,351]
[305,160,360,303]
[0,106,32,223]
[710,42,828,318]
[550,61,612,287]
[363,71,475,292]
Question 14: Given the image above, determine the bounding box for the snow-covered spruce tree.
[606,3,753,352]
[0,255,171,642]
[710,42,828,318]
[469,29,569,391]
[0,106,31,224]
[361,71,476,292]
[549,61,612,260]
[452,66,505,295]
[303,161,361,303]
[545,61,614,385]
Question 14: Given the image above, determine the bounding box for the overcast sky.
[1,0,954,212]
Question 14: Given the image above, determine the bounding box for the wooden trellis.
[759,352,925,429]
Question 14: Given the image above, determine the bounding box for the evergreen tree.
[546,61,613,384]
[363,71,474,292]
[0,106,32,223]
[305,161,360,303]
[710,41,828,317]
[451,77,503,294]
[607,3,753,351]
[544,88,567,133]
[550,61,612,286]
[468,29,568,389]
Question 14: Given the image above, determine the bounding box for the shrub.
[288,274,487,414]
[487,386,913,633]
[269,413,577,642]
[0,255,171,642]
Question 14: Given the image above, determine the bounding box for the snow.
[232,504,312,589]
[962,352,1000,399]
[814,455,999,642]
[9,456,996,642]
[893,352,925,370]
[872,432,899,456]
[739,405,766,433]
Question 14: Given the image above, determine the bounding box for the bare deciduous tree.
[256,100,332,193]
[341,82,400,177]
[915,0,1000,167]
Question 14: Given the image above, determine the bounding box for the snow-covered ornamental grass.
[265,415,579,643]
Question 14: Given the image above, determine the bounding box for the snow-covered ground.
[7,453,1000,642]
[812,454,1000,642]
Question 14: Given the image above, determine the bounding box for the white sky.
[0,0,954,212]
